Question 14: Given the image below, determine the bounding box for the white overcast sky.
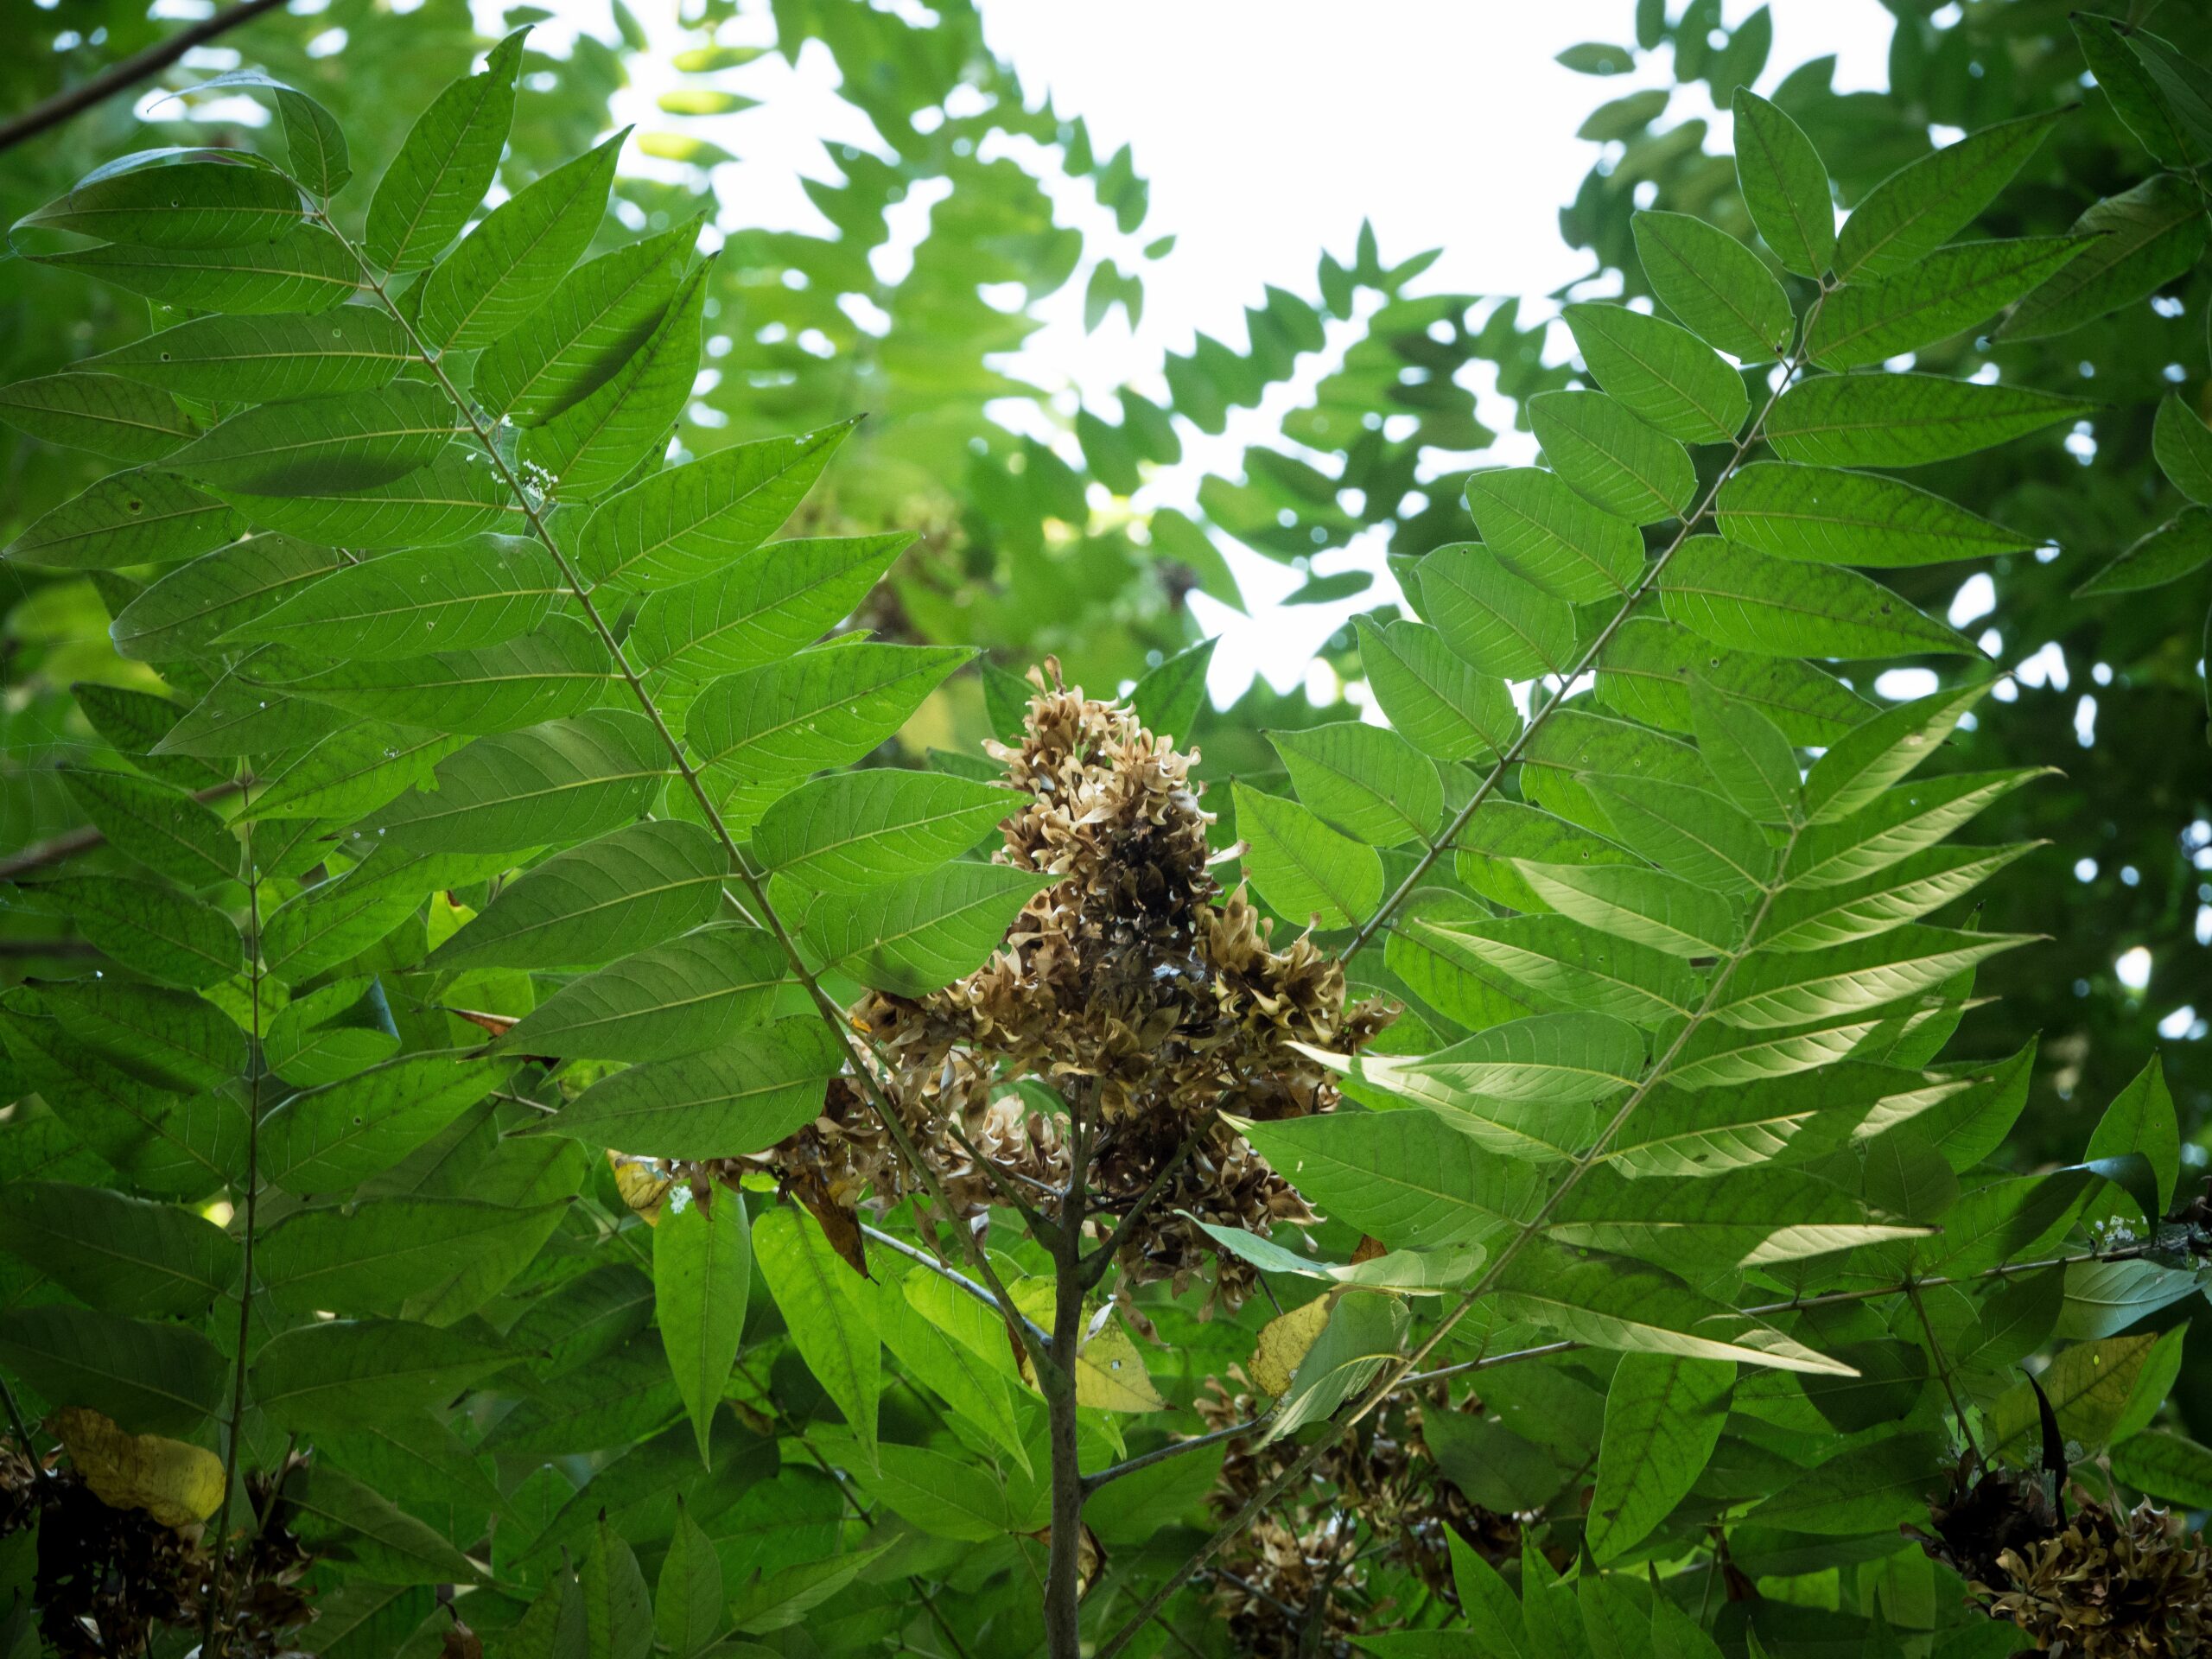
[516,0,1898,697]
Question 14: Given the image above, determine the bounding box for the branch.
[1083,1414,1266,1494]
[1096,325,1845,1649]
[859,1222,1052,1356]
[0,779,244,882]
[0,0,292,154]
[1338,302,1824,968]
[1080,1119,1208,1289]
[315,205,1057,1387]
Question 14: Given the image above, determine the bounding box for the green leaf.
[521,257,711,503]
[41,976,242,1090]
[0,1181,237,1319]
[1808,236,2091,367]
[1788,768,2043,891]
[499,925,785,1063]
[1235,783,1384,929]
[1717,461,2030,567]
[276,85,350,198]
[261,843,508,981]
[375,709,668,855]
[1588,1353,1733,1561]
[1749,1430,1947,1534]
[0,1305,224,1437]
[655,1503,727,1656]
[1189,1220,1482,1294]
[1989,1332,2160,1459]
[22,159,304,247]
[110,531,343,660]
[251,1318,511,1433]
[754,770,1011,893]
[209,446,524,548]
[473,216,699,424]
[1269,721,1441,848]
[1463,467,1643,601]
[656,1190,750,1464]
[419,130,626,352]
[173,381,455,496]
[258,1195,567,1319]
[1269,1290,1409,1439]
[1417,544,1575,677]
[0,372,196,462]
[1836,108,2067,280]
[1581,774,1771,893]
[364,29,528,274]
[1351,616,1518,763]
[2112,1430,2212,1510]
[1662,536,1976,658]
[485,1332,679,1454]
[8,877,237,988]
[1452,801,1637,914]
[585,441,856,614]
[2007,175,2210,341]
[2075,507,2212,595]
[854,1440,1021,1540]
[1603,1064,1961,1177]
[86,308,411,404]
[1631,210,1794,359]
[4,467,241,571]
[2077,15,2202,168]
[1130,636,1217,741]
[753,1205,879,1467]
[259,1052,502,1194]
[1732,89,1834,277]
[1687,677,1798,824]
[1558,41,1636,74]
[1529,391,1696,524]
[1562,302,1749,443]
[1408,912,1700,1027]
[794,862,1046,995]
[31,225,360,315]
[2155,392,2212,502]
[1552,1162,1928,1268]
[1516,861,1741,956]
[430,818,727,969]
[1494,1243,1850,1373]
[60,766,234,887]
[283,1465,481,1584]
[254,617,610,734]
[1228,1109,1537,1249]
[684,644,973,806]
[2086,1057,2180,1217]
[1802,678,1991,824]
[249,727,469,823]
[1766,372,2094,469]
[629,533,912,683]
[226,533,565,659]
[1718,925,2028,1028]
[545,1018,841,1160]
[1763,841,2032,950]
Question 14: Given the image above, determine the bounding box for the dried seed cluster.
[1921,1459,2212,1656]
[1192,1378,1512,1657]
[751,663,1391,1300]
[0,1446,312,1659]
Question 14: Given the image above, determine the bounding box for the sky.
[585,0,1901,702]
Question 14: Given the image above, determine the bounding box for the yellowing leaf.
[1075,1319,1166,1413]
[1250,1294,1335,1397]
[53,1405,225,1528]
[607,1149,675,1225]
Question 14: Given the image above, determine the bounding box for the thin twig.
[200,779,264,1659]
[1081,1120,1208,1288]
[858,1221,1052,1354]
[0,1376,50,1484]
[1084,1416,1264,1494]
[314,203,1054,1385]
[0,779,244,882]
[0,0,291,154]
[1099,301,1835,1657]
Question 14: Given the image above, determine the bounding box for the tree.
[0,7,2209,1659]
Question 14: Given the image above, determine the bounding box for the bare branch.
[0,0,292,155]
[1084,1415,1266,1494]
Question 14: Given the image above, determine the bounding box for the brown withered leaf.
[790,1166,869,1277]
